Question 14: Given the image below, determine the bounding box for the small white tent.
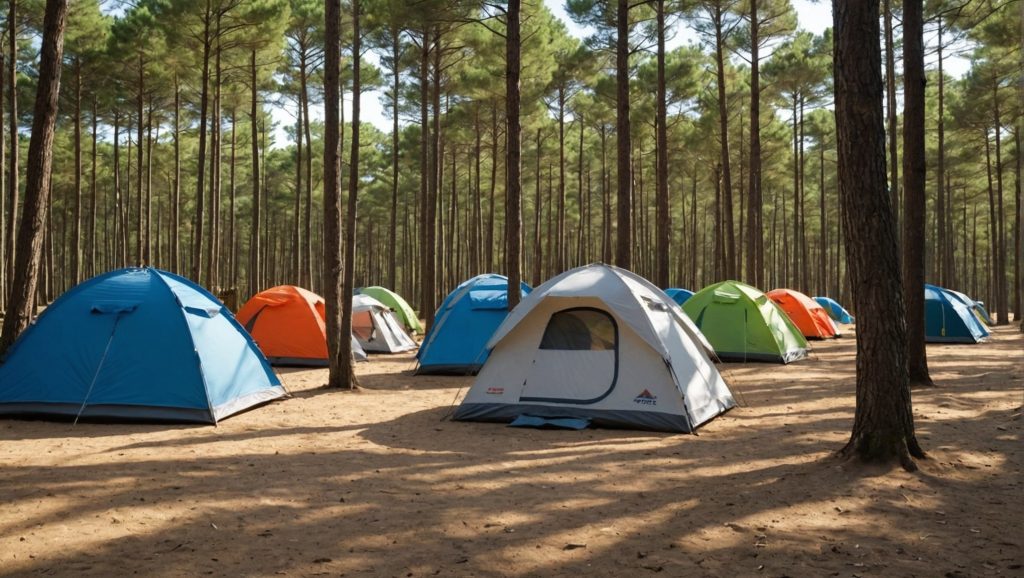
[454,264,736,433]
[351,295,418,353]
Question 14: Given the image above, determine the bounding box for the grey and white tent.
[454,263,736,433]
[352,294,418,353]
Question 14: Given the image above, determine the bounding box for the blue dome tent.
[664,288,695,306]
[415,274,531,375]
[0,268,286,424]
[813,296,855,324]
[924,284,989,344]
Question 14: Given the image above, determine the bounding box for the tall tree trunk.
[747,0,763,287]
[993,80,1007,324]
[294,82,303,283]
[89,97,98,278]
[557,85,565,274]
[902,0,932,386]
[418,29,433,324]
[654,0,670,287]
[713,3,735,280]
[506,0,522,309]
[335,0,361,387]
[323,0,344,386]
[614,0,631,269]
[884,0,899,240]
[172,73,180,273]
[302,62,314,289]
[72,57,81,283]
[389,30,400,289]
[0,0,68,355]
[192,1,212,283]
[5,0,18,301]
[136,54,145,265]
[248,49,261,297]
[833,0,923,471]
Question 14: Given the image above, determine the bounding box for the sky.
[274,0,972,143]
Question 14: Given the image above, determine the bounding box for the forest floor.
[0,325,1021,577]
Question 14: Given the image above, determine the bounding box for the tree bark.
[901,0,933,386]
[884,0,899,240]
[5,0,19,301]
[323,0,344,387]
[506,0,522,309]
[248,49,261,297]
[614,0,632,269]
[192,0,212,283]
[336,0,361,388]
[747,0,763,287]
[713,3,736,280]
[833,0,924,471]
[0,0,68,356]
[655,0,670,287]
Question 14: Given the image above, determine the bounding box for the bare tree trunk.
[248,49,261,297]
[884,0,899,240]
[834,0,923,471]
[747,0,764,288]
[192,0,212,283]
[506,0,522,309]
[5,0,19,301]
[614,0,631,269]
[418,29,433,323]
[0,0,68,355]
[302,62,314,289]
[389,31,400,289]
[71,57,81,283]
[136,54,145,266]
[713,3,735,280]
[335,0,361,388]
[993,80,1007,324]
[654,0,670,287]
[902,0,932,387]
[89,97,98,278]
[294,86,303,283]
[172,73,180,273]
[323,0,344,387]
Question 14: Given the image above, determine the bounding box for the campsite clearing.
[1,326,1020,577]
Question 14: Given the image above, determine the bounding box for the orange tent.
[237,285,366,366]
[766,288,840,340]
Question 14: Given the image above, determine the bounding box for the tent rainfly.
[925,284,990,343]
[813,296,855,324]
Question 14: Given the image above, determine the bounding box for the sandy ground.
[0,326,1021,577]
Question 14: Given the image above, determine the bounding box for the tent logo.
[633,389,657,406]
[486,387,505,395]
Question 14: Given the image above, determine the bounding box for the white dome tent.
[351,294,418,353]
[454,264,736,433]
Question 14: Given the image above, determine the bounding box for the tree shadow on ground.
[0,327,1019,577]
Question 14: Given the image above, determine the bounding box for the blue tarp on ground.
[415,274,531,375]
[814,296,855,324]
[924,284,989,344]
[0,268,285,423]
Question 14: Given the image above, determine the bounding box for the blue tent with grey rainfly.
[415,274,531,375]
[664,288,695,307]
[814,296,855,324]
[0,267,286,424]
[924,284,989,344]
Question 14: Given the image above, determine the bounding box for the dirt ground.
[1,325,1021,577]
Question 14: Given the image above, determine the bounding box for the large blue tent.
[814,296,855,324]
[924,284,989,344]
[0,268,286,424]
[664,288,695,306]
[415,274,531,375]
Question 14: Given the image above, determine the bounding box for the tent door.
[519,308,619,405]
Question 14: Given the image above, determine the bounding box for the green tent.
[356,286,424,334]
[682,280,809,363]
